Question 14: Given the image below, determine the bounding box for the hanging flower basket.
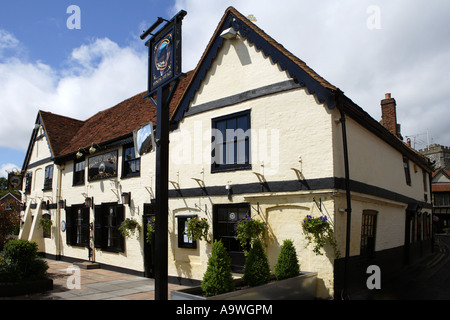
[186,217,210,243]
[302,215,339,258]
[234,215,266,254]
[38,218,53,235]
[146,216,156,244]
[119,218,141,239]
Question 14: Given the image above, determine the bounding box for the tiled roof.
[39,71,193,159]
[39,111,84,157]
[432,184,450,192]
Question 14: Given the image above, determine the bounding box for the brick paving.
[0,260,189,300]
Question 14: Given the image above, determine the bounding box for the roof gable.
[432,169,450,183]
[172,7,338,123]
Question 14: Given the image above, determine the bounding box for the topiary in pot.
[243,238,271,286]
[274,239,300,280]
[201,240,235,297]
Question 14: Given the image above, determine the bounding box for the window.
[177,215,197,249]
[65,205,90,247]
[94,204,124,252]
[360,210,377,257]
[211,110,251,172]
[122,143,141,178]
[403,156,411,186]
[434,193,450,207]
[73,158,85,186]
[43,165,53,190]
[24,172,32,194]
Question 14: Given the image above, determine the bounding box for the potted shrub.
[242,238,271,286]
[171,237,318,300]
[274,239,300,280]
[0,239,53,297]
[186,216,210,243]
[119,218,141,239]
[302,215,340,258]
[201,240,235,297]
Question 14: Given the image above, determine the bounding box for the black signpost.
[141,10,187,300]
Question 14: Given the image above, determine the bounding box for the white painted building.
[19,7,432,299]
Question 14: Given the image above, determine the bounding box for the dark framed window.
[73,158,85,186]
[43,165,53,190]
[88,150,118,181]
[24,172,32,194]
[122,143,141,178]
[94,203,124,253]
[403,156,411,186]
[360,210,378,257]
[65,205,90,247]
[42,213,51,239]
[211,110,251,173]
[177,215,197,249]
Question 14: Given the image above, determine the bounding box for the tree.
[0,202,20,251]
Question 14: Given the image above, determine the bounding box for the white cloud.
[0,35,147,151]
[0,163,20,179]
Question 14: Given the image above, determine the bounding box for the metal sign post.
[141,10,186,301]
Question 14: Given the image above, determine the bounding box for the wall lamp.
[226,184,232,200]
[220,27,238,40]
[85,197,93,209]
[58,199,66,210]
[89,143,100,155]
[121,192,131,206]
[76,149,84,159]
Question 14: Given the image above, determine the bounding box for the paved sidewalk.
[1,260,189,300]
[351,234,450,300]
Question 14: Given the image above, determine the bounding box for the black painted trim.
[172,11,336,125]
[26,157,53,170]
[185,80,301,117]
[168,176,431,208]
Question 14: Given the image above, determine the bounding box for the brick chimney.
[381,93,402,139]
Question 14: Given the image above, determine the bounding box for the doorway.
[143,203,156,278]
[213,203,250,273]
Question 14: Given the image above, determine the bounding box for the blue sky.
[1,0,450,177]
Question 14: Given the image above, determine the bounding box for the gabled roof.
[171,6,431,172]
[172,7,338,123]
[22,72,193,170]
[0,192,21,203]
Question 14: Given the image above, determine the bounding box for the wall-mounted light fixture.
[121,192,131,206]
[41,201,48,210]
[220,27,237,40]
[76,149,84,159]
[85,197,93,209]
[226,184,232,200]
[58,199,66,210]
[89,143,97,155]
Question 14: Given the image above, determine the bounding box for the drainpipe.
[55,164,63,260]
[339,108,352,300]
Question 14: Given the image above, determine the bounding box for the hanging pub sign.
[8,172,22,190]
[142,10,186,94]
